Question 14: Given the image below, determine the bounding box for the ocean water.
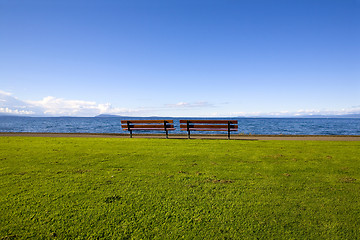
[0,117,359,135]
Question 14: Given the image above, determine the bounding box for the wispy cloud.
[0,107,35,115]
[0,90,40,115]
[293,108,360,116]
[165,101,214,108]
[230,108,360,117]
[0,90,141,117]
[1,90,359,117]
[27,96,144,117]
[28,96,98,116]
[0,90,12,96]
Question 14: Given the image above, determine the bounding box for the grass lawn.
[0,137,359,239]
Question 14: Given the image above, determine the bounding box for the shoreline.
[1,132,360,141]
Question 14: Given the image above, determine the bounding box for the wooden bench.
[121,120,175,138]
[180,120,238,139]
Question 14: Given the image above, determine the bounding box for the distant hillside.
[95,114,122,118]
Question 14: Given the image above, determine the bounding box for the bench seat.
[180,120,238,139]
[123,128,176,131]
[181,128,237,131]
[121,120,174,138]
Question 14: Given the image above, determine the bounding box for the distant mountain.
[95,114,125,118]
[343,114,360,118]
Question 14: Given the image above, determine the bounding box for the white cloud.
[1,89,359,117]
[165,101,214,108]
[0,107,35,115]
[27,96,142,117]
[96,103,141,115]
[28,96,98,116]
[0,90,142,117]
[293,108,360,116]
[0,90,12,96]
[230,107,360,117]
[0,90,41,115]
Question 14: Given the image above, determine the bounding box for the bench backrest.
[121,120,175,131]
[180,120,238,131]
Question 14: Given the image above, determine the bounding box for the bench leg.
[227,121,231,140]
[187,130,190,139]
[165,130,168,139]
[130,130,132,138]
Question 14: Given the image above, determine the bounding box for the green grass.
[1,137,359,239]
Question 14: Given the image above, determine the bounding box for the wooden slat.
[179,120,237,124]
[121,120,173,124]
[124,128,175,131]
[180,124,238,129]
[180,128,238,131]
[122,125,174,129]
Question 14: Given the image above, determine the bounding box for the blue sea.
[0,116,359,135]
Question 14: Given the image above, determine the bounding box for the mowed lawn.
[1,137,359,239]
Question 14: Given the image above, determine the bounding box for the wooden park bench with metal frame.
[121,120,175,138]
[180,120,238,139]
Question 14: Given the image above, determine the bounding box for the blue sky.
[0,0,359,117]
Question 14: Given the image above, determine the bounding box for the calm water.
[0,117,359,135]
